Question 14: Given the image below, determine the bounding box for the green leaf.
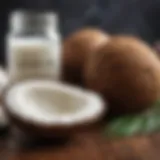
[106,115,145,137]
[105,99,160,138]
[141,114,160,134]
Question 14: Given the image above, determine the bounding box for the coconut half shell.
[4,80,105,137]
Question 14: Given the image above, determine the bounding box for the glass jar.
[6,10,61,83]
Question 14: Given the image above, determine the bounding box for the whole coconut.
[84,35,160,115]
[62,28,109,86]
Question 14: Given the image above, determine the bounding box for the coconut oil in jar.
[6,10,61,83]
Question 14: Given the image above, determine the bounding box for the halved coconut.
[4,80,105,137]
[0,67,8,94]
[0,67,9,129]
[0,106,8,128]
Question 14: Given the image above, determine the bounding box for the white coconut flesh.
[0,68,8,93]
[0,107,8,127]
[0,67,9,128]
[5,80,105,126]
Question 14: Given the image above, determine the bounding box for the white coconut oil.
[6,11,61,82]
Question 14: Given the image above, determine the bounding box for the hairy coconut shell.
[84,35,160,115]
[62,28,109,86]
[4,111,99,138]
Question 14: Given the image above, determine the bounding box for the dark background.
[1,0,160,65]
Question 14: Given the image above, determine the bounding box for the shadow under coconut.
[0,127,9,137]
[7,126,71,151]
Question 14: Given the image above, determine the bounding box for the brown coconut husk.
[84,35,160,115]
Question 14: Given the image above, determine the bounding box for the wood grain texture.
[0,126,160,160]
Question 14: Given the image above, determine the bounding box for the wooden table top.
[0,126,160,160]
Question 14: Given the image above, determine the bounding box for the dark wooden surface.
[0,126,160,160]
